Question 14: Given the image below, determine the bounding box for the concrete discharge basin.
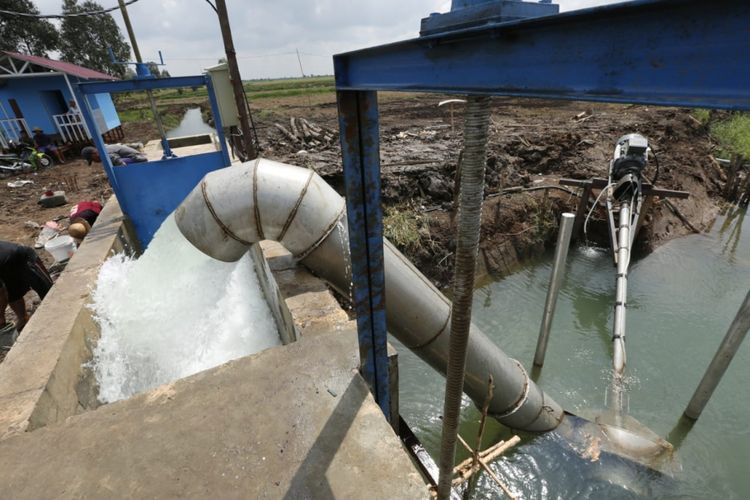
[0,189,427,497]
[0,157,673,497]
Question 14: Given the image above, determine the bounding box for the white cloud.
[33,0,625,78]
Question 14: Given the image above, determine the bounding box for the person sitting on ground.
[0,241,53,333]
[81,144,147,167]
[70,200,103,227]
[32,127,65,164]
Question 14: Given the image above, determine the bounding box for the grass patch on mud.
[117,106,183,129]
[711,113,750,158]
[383,206,434,253]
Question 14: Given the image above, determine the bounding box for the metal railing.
[53,113,90,143]
[0,118,30,149]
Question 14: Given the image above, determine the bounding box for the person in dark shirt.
[0,241,53,332]
[81,144,147,167]
[32,127,65,164]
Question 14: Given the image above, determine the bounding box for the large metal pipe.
[613,201,631,376]
[175,158,564,431]
[534,212,575,367]
[684,289,750,420]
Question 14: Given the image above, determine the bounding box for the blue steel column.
[71,85,120,197]
[336,90,390,416]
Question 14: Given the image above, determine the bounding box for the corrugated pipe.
[175,158,564,433]
[437,95,492,499]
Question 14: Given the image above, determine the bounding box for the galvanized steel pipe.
[613,201,631,376]
[684,289,750,420]
[175,158,564,433]
[534,212,575,367]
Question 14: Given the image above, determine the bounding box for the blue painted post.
[70,85,121,198]
[336,90,390,416]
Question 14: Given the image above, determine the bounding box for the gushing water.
[90,215,279,403]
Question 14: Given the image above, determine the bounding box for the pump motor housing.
[611,133,649,182]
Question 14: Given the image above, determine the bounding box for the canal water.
[166,107,215,138]
[396,205,750,498]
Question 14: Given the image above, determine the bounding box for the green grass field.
[115,76,336,126]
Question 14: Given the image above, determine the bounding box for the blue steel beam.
[337,90,390,416]
[335,0,750,110]
[77,75,208,95]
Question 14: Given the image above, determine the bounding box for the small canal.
[397,205,750,498]
[166,107,215,138]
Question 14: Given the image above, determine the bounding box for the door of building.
[8,99,23,119]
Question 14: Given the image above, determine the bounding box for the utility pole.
[118,0,141,62]
[215,0,258,160]
[295,48,305,78]
[117,0,173,158]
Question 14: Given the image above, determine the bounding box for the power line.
[0,0,140,19]
[204,0,218,14]
[169,52,302,61]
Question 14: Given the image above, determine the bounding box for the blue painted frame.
[337,91,390,415]
[74,74,231,247]
[334,0,750,414]
[335,0,750,110]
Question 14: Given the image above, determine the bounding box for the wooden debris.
[457,434,517,499]
[273,117,338,150]
[663,198,701,233]
[473,376,495,469]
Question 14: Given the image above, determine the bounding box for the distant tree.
[217,57,227,65]
[0,0,59,56]
[59,0,130,77]
[145,61,161,77]
[161,70,171,78]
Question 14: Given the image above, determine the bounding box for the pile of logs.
[273,117,337,150]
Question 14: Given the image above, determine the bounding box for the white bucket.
[45,235,76,262]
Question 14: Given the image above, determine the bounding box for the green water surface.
[395,206,750,498]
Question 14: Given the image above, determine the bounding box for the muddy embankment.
[264,96,726,289]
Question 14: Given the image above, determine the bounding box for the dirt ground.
[0,159,112,342]
[0,92,725,343]
[258,94,723,287]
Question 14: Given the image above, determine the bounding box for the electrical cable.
[583,182,613,238]
[0,0,140,19]
[204,0,218,14]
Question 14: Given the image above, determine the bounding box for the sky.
[33,0,623,79]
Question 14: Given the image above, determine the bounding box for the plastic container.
[45,235,76,262]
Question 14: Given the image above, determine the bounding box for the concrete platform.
[142,136,242,164]
[0,329,428,499]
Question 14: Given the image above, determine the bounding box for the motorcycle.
[0,141,54,174]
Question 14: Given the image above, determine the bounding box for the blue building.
[0,51,122,150]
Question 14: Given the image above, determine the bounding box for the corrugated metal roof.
[3,52,117,80]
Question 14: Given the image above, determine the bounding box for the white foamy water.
[90,214,279,403]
